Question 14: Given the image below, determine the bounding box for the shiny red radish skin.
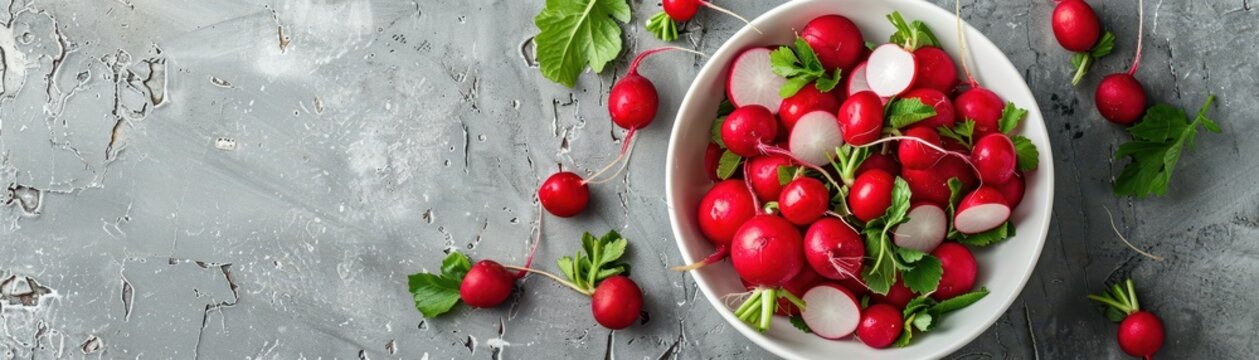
[721,105,778,157]
[838,91,885,146]
[803,217,866,281]
[788,111,845,166]
[608,74,658,130]
[857,303,904,349]
[801,283,862,340]
[871,276,914,310]
[898,127,946,170]
[972,133,1018,184]
[954,186,1011,234]
[744,264,824,316]
[1118,311,1165,358]
[731,215,805,287]
[1095,73,1147,125]
[539,171,589,217]
[902,156,978,205]
[912,46,960,94]
[779,177,830,225]
[893,202,948,253]
[460,260,516,308]
[856,152,901,177]
[801,15,866,73]
[746,155,793,201]
[848,169,895,222]
[954,87,1006,136]
[591,275,643,330]
[697,180,757,246]
[1052,0,1102,52]
[865,44,918,97]
[727,48,787,113]
[779,84,842,131]
[704,143,723,182]
[931,242,978,301]
[996,173,1026,209]
[900,88,956,132]
[662,0,701,21]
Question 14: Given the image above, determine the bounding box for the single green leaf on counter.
[1113,96,1220,197]
[1012,135,1040,172]
[887,11,939,51]
[717,150,742,180]
[408,252,474,318]
[887,98,938,129]
[646,11,679,42]
[770,37,842,98]
[534,0,631,87]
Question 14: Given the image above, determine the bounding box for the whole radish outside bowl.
[664,0,1054,359]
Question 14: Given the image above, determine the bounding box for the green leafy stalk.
[534,0,631,87]
[937,120,977,149]
[646,12,679,42]
[1070,31,1115,86]
[860,177,942,295]
[887,11,939,51]
[557,231,631,294]
[830,145,872,187]
[1088,278,1142,323]
[894,289,989,347]
[770,38,842,98]
[1113,96,1221,197]
[408,252,473,318]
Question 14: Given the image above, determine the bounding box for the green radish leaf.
[896,247,928,264]
[771,37,840,98]
[645,11,679,42]
[780,76,812,98]
[777,165,800,186]
[912,312,934,331]
[440,251,473,279]
[711,116,727,148]
[893,313,917,347]
[953,222,1016,246]
[770,46,805,77]
[887,11,939,51]
[1090,31,1116,58]
[789,315,813,333]
[888,98,938,129]
[534,0,631,87]
[408,252,474,318]
[1114,96,1219,196]
[937,120,977,149]
[717,150,742,180]
[901,255,942,294]
[998,102,1029,134]
[931,288,989,314]
[815,67,842,93]
[1012,135,1040,172]
[718,99,735,116]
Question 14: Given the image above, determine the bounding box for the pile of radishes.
[681,11,1041,348]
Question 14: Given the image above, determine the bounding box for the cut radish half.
[846,62,871,97]
[865,44,918,97]
[788,111,845,166]
[954,186,1011,234]
[893,203,947,253]
[727,48,787,113]
[801,283,861,340]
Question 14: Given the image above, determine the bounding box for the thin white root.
[585,132,639,185]
[721,290,756,309]
[702,1,763,34]
[954,0,977,87]
[1129,0,1144,75]
[1104,207,1164,261]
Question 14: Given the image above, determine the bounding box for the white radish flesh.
[846,61,871,97]
[893,203,948,252]
[788,111,845,166]
[954,186,1011,234]
[727,48,787,113]
[801,283,861,339]
[865,44,918,97]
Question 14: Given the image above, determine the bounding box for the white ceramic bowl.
[664,0,1054,359]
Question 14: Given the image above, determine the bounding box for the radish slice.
[846,62,871,97]
[954,186,1011,234]
[801,283,861,340]
[893,203,947,253]
[865,44,918,97]
[727,48,787,113]
[788,111,845,166]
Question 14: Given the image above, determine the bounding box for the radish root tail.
[1104,207,1164,261]
[515,202,545,279]
[671,245,730,272]
[1128,0,1144,75]
[584,129,639,185]
[954,0,978,88]
[628,46,709,75]
[701,1,763,34]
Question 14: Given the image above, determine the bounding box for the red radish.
[1052,0,1102,53]
[590,275,643,330]
[893,202,948,253]
[912,46,959,93]
[848,169,895,222]
[954,186,1010,234]
[954,87,1005,136]
[857,303,904,349]
[696,179,756,249]
[779,84,841,132]
[459,260,516,308]
[837,276,870,298]
[898,127,946,170]
[731,215,805,286]
[704,143,723,182]
[800,15,866,73]
[971,133,1017,184]
[660,0,759,31]
[746,155,793,201]
[779,177,830,225]
[900,88,956,132]
[538,171,589,217]
[788,111,845,166]
[721,105,778,157]
[801,284,862,339]
[1095,73,1147,125]
[1096,0,1148,125]
[872,276,915,309]
[931,242,978,301]
[838,91,885,146]
[803,217,866,281]
[1089,279,1164,359]
[902,156,977,205]
[727,48,787,113]
[744,264,824,316]
[846,61,872,96]
[866,44,918,97]
[856,152,901,177]
[995,173,1025,209]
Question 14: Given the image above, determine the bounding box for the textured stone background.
[1,0,1256,359]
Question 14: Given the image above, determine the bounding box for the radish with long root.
[1089,279,1164,359]
[729,215,807,332]
[721,104,844,190]
[647,0,761,42]
[1053,0,1115,85]
[950,0,1009,137]
[507,230,644,330]
[1095,0,1147,125]
[675,179,757,271]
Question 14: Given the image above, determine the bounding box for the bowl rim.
[663,0,1056,359]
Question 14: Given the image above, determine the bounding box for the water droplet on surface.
[214,137,238,151]
[6,184,43,216]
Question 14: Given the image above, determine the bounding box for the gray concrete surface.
[0,0,1256,359]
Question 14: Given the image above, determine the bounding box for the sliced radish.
[954,186,1010,234]
[893,202,948,252]
[846,61,871,97]
[865,44,918,97]
[801,283,861,340]
[788,111,844,166]
[727,48,786,113]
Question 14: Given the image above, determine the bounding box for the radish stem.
[759,287,775,331]
[670,245,730,271]
[503,265,592,296]
[954,0,978,88]
[1128,0,1144,76]
[627,46,708,75]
